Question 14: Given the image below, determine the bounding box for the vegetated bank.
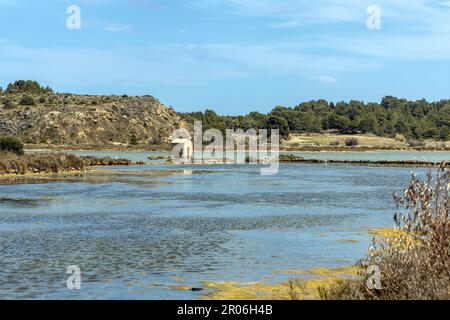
[0,152,135,175]
[278,154,450,168]
[0,136,136,175]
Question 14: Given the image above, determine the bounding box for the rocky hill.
[0,82,181,149]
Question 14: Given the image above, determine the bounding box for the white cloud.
[103,24,133,32]
[193,0,450,60]
[269,20,303,29]
[193,0,450,33]
[310,75,337,84]
[199,43,377,74]
[0,39,379,93]
[319,32,450,60]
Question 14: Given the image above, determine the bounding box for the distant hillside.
[2,80,449,150]
[0,81,181,148]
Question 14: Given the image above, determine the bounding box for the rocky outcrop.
[79,156,132,166]
[0,93,181,147]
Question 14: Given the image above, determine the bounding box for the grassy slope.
[284,133,450,150]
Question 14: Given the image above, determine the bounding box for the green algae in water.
[0,197,40,207]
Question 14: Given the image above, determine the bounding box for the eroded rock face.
[0,94,181,147]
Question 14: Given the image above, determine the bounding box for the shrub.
[345,137,359,147]
[394,134,406,142]
[329,140,340,147]
[0,136,25,155]
[438,127,449,141]
[407,138,425,148]
[3,99,15,109]
[5,80,52,94]
[19,95,36,106]
[320,163,450,300]
[130,135,139,145]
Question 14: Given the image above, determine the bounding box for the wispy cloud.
[310,75,337,84]
[326,33,450,60]
[193,0,450,60]
[193,0,450,32]
[103,24,133,32]
[128,0,165,10]
[0,39,378,93]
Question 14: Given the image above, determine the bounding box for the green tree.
[438,127,450,141]
[266,116,290,139]
[358,116,378,134]
[395,120,411,136]
[6,80,52,94]
[0,136,24,155]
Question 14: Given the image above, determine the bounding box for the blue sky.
[1,0,450,114]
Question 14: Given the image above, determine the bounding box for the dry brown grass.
[285,133,450,150]
[285,133,408,149]
[0,152,85,174]
[0,152,136,175]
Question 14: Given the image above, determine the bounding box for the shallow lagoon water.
[0,152,448,299]
[30,150,450,163]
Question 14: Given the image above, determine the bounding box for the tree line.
[181,97,450,141]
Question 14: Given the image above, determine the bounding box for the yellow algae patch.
[339,239,359,244]
[201,278,343,300]
[202,266,362,300]
[273,269,305,275]
[274,266,359,278]
[169,285,192,291]
[368,227,420,249]
[307,266,359,278]
[368,227,405,238]
[170,276,186,283]
[0,170,88,179]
